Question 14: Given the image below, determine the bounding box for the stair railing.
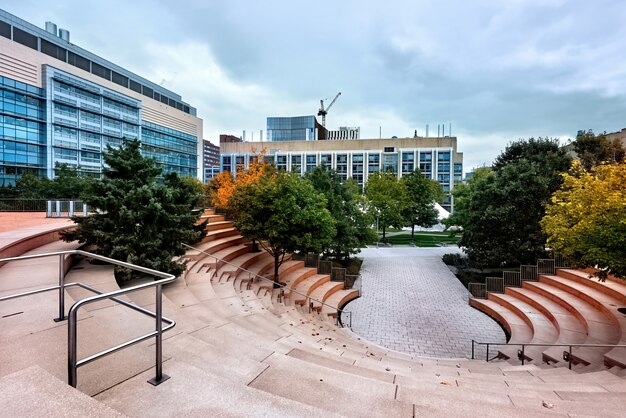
[183,244,356,329]
[0,250,176,388]
[470,340,626,369]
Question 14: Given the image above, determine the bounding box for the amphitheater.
[1,209,625,417]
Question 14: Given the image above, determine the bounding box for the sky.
[5,0,626,169]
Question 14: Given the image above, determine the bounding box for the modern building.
[0,9,203,186]
[220,136,463,212]
[605,128,626,148]
[327,126,360,140]
[202,140,219,182]
[266,115,328,142]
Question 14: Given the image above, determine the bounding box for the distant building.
[327,127,360,140]
[219,134,242,143]
[0,9,203,186]
[605,128,626,148]
[266,115,328,141]
[203,140,219,182]
[220,135,463,213]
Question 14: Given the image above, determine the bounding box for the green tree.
[306,166,376,261]
[62,140,205,280]
[541,161,626,281]
[573,130,625,171]
[230,170,335,287]
[365,171,409,240]
[445,167,492,229]
[452,138,571,267]
[401,170,444,237]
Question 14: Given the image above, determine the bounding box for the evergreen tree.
[62,140,205,280]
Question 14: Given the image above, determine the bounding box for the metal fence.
[520,265,538,282]
[486,277,504,293]
[468,283,487,299]
[503,271,521,288]
[0,199,88,218]
[537,259,556,275]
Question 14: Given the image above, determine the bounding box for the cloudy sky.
[5,0,626,169]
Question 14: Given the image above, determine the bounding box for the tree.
[451,138,571,267]
[573,130,625,171]
[62,140,205,280]
[306,166,376,261]
[207,152,268,212]
[8,163,91,199]
[364,171,409,240]
[401,170,444,237]
[541,161,626,281]
[230,170,335,287]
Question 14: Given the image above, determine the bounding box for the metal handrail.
[470,340,626,369]
[183,244,355,328]
[0,250,176,388]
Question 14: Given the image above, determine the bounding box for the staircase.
[1,211,626,416]
[469,259,626,372]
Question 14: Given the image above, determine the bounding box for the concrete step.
[250,352,414,417]
[556,268,626,304]
[290,274,330,303]
[1,365,125,417]
[308,281,344,309]
[96,359,341,417]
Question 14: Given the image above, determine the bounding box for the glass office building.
[266,115,328,142]
[0,9,202,186]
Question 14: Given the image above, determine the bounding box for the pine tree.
[62,140,205,280]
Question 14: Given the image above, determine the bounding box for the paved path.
[347,246,506,358]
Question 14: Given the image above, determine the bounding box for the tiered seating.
[2,214,626,416]
[470,263,626,371]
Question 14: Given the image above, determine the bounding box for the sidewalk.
[347,246,506,358]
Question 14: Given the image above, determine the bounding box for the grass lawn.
[382,232,461,247]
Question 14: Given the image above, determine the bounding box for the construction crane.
[317,92,341,127]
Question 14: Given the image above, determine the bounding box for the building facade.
[327,126,360,140]
[266,115,328,142]
[0,10,203,186]
[202,139,219,182]
[220,136,463,213]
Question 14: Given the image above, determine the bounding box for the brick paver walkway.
[347,246,506,358]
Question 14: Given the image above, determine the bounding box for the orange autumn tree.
[207,149,270,212]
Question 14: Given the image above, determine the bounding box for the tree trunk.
[273,252,280,288]
[382,225,386,240]
[411,223,415,239]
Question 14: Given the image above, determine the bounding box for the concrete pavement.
[347,246,506,358]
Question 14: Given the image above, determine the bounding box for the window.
[13,28,37,50]
[129,80,142,93]
[0,21,10,39]
[142,86,154,99]
[91,62,111,80]
[67,52,90,72]
[305,154,316,173]
[276,155,287,171]
[320,154,332,169]
[384,147,395,153]
[368,154,380,173]
[438,152,451,162]
[111,72,128,88]
[291,155,301,173]
[41,39,66,61]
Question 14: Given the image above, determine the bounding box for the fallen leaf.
[440,381,450,385]
[542,401,554,409]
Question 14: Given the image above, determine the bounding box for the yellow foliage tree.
[541,160,626,281]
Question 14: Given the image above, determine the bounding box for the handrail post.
[486,344,489,362]
[471,340,475,359]
[568,345,572,370]
[68,307,78,387]
[349,312,352,329]
[521,345,525,365]
[148,283,170,386]
[54,254,66,322]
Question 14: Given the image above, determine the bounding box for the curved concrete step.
[487,292,559,364]
[505,286,587,364]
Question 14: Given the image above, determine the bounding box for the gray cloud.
[4,0,626,169]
